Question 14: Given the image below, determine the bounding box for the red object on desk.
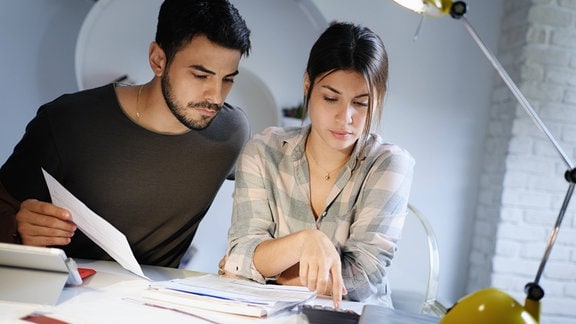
[78,267,96,279]
[21,313,70,324]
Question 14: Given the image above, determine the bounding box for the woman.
[223,22,415,308]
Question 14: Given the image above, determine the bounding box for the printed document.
[42,169,148,280]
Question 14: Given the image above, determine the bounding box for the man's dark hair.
[156,0,251,64]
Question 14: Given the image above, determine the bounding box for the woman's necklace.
[135,85,144,119]
[306,150,349,181]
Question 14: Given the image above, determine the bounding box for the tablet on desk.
[0,242,86,286]
[0,242,92,304]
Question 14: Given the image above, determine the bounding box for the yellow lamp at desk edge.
[439,288,537,323]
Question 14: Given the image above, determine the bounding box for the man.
[0,0,251,268]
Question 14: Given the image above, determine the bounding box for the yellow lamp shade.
[440,288,537,324]
[390,0,454,17]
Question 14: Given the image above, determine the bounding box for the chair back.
[388,203,444,316]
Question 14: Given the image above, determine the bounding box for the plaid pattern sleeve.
[224,126,415,305]
[224,127,294,283]
[337,142,415,303]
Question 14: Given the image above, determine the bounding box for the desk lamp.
[389,1,576,323]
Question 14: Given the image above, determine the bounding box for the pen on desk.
[122,297,219,324]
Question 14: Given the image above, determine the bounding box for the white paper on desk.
[153,274,315,303]
[42,169,149,280]
[146,274,316,318]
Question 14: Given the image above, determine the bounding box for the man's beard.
[161,73,222,130]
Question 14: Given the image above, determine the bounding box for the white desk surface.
[0,260,357,323]
[0,260,437,323]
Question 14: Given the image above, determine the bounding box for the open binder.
[141,274,316,318]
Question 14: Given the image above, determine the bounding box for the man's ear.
[149,42,166,77]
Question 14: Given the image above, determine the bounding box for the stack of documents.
[141,274,316,318]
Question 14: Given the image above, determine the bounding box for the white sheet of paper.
[42,169,149,280]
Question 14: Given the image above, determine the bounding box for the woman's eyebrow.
[321,85,369,98]
[321,85,341,94]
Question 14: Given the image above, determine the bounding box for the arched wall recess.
[75,0,328,133]
[228,67,277,135]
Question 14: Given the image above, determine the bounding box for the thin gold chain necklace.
[306,150,349,181]
[136,85,144,119]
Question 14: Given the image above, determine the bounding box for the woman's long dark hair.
[303,22,389,147]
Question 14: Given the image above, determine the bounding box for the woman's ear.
[303,72,311,95]
[149,42,166,77]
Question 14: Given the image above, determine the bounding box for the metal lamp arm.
[457,14,574,170]
[449,2,576,320]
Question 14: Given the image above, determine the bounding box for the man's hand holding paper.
[15,198,77,247]
[41,169,148,280]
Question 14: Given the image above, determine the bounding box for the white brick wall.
[470,0,576,322]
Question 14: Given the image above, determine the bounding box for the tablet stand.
[0,266,69,305]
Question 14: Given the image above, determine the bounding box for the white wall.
[0,0,505,305]
[0,0,93,163]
